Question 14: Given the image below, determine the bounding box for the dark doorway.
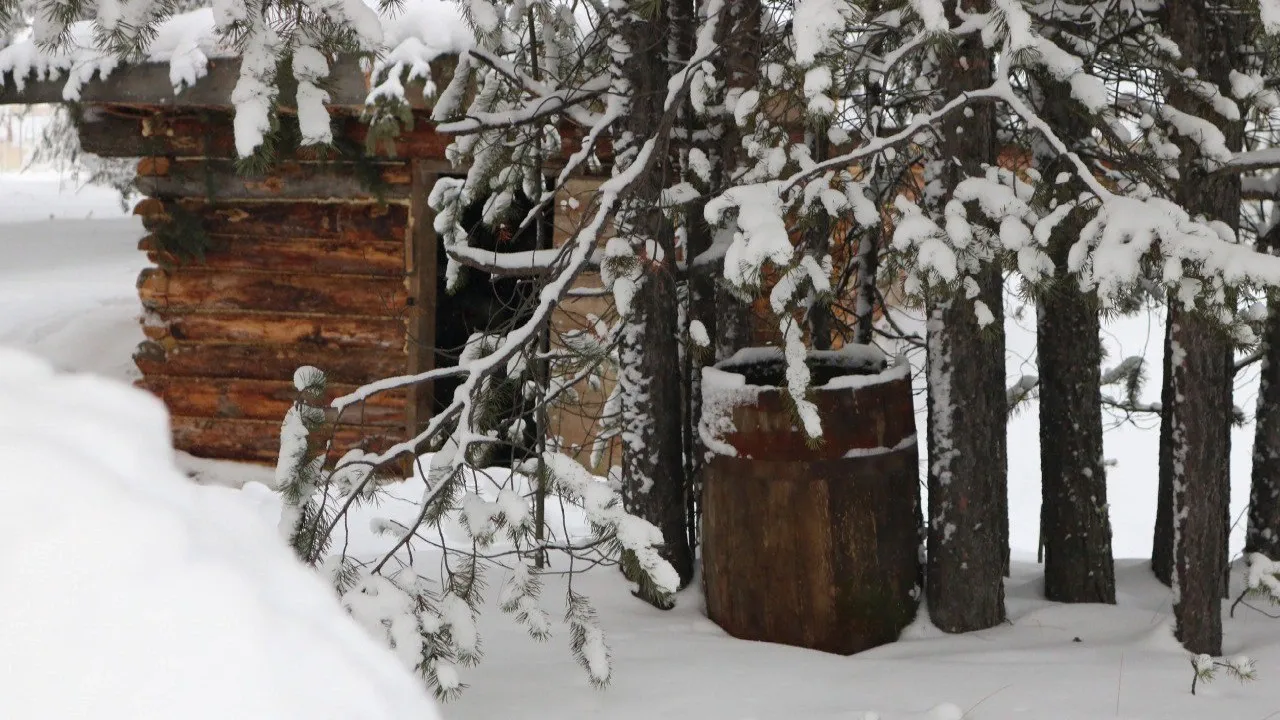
[432,182,551,467]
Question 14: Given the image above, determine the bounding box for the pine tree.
[1029,64,1116,603]
[611,3,695,604]
[1162,0,1246,656]
[922,0,1009,632]
[1153,313,1176,586]
[1249,223,1280,559]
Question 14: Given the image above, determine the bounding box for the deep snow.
[2,172,1280,718]
[0,346,442,719]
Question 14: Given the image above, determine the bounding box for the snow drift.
[0,347,441,720]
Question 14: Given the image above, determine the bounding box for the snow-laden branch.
[435,74,612,134]
[459,45,606,131]
[445,242,599,277]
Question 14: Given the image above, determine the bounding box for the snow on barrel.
[699,344,921,655]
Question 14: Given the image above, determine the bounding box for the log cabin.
[0,43,618,463]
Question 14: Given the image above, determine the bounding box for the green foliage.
[565,589,613,687]
[360,95,416,157]
[619,547,674,610]
[152,203,216,266]
[1190,653,1256,695]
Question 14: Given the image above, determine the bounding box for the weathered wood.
[134,340,404,385]
[138,268,409,315]
[138,199,409,243]
[143,310,406,349]
[76,105,610,176]
[405,161,439,441]
[135,159,413,201]
[700,352,921,655]
[81,109,458,161]
[140,376,405,425]
[140,234,405,276]
[136,155,171,177]
[169,415,403,464]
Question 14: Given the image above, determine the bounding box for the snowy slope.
[0,347,442,720]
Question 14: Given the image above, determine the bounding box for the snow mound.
[0,347,440,720]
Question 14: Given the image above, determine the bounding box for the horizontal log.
[137,268,409,315]
[140,376,405,426]
[76,106,610,175]
[136,155,171,176]
[137,199,409,244]
[80,110,457,161]
[140,234,406,276]
[135,160,413,202]
[142,311,406,350]
[134,340,406,385]
[169,415,404,464]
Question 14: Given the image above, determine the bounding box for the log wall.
[121,109,439,463]
[134,196,418,461]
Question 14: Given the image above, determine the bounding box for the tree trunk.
[924,0,1008,631]
[853,225,880,346]
[1031,70,1116,604]
[926,269,1008,631]
[1249,227,1280,560]
[806,129,833,350]
[1168,310,1233,653]
[1037,263,1116,603]
[615,10,694,603]
[1152,309,1176,586]
[710,0,762,362]
[1163,0,1243,656]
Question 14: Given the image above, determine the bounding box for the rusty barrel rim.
[700,344,916,461]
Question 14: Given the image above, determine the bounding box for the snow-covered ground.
[2,172,1279,718]
[0,173,145,380]
[0,348,442,720]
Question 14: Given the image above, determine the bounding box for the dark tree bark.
[711,0,762,362]
[924,0,1008,631]
[1037,250,1116,603]
[926,267,1008,631]
[683,0,764,552]
[1248,225,1280,560]
[1167,310,1233,653]
[1153,310,1176,586]
[1161,0,1243,656]
[806,129,834,350]
[1031,72,1116,604]
[615,10,694,603]
[852,224,881,346]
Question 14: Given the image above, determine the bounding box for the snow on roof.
[0,347,441,720]
[0,0,473,105]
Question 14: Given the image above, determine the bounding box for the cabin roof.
[0,55,443,110]
[0,0,468,109]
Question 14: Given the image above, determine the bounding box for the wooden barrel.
[700,345,922,655]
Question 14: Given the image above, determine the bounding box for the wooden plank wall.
[134,191,416,462]
[111,105,442,463]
